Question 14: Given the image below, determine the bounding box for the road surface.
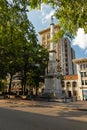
[0,100,87,130]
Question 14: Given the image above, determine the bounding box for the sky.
[28,4,87,59]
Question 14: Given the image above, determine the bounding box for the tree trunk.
[36,81,39,96]
[8,74,13,94]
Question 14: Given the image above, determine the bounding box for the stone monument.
[44,16,62,97]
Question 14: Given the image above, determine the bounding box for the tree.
[22,44,49,96]
[27,0,87,35]
[0,0,38,94]
[0,0,49,95]
[30,45,49,96]
[55,0,87,36]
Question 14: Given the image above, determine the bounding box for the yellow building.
[39,25,59,59]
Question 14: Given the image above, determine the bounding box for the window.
[73,82,77,87]
[73,90,77,96]
[80,64,82,69]
[66,63,68,66]
[80,64,86,70]
[84,72,87,77]
[83,64,85,69]
[67,82,71,88]
[85,80,87,85]
[80,72,84,77]
[81,72,87,77]
[86,64,87,68]
[86,72,87,77]
[82,80,84,85]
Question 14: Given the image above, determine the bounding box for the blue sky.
[28,4,87,59]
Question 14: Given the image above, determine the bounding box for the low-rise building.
[73,58,87,100]
[62,75,78,99]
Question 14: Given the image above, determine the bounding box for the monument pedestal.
[45,74,62,97]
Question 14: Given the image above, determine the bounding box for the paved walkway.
[0,99,87,124]
[0,99,87,110]
[0,101,87,130]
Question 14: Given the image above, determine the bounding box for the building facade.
[62,75,78,99]
[73,58,87,100]
[58,38,76,75]
[71,48,77,74]
[39,25,76,76]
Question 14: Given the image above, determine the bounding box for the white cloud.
[28,4,57,33]
[41,4,56,24]
[42,10,55,24]
[41,3,50,12]
[72,28,87,49]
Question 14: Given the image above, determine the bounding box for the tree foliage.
[55,0,87,35]
[0,0,49,94]
[27,0,87,35]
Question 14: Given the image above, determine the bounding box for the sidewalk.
[0,98,87,110]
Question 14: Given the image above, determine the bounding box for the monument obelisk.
[44,16,62,97]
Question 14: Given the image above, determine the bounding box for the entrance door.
[68,91,72,97]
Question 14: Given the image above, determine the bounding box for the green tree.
[29,45,49,96]
[55,0,87,36]
[21,43,49,96]
[27,0,87,35]
[0,0,49,96]
[0,0,38,94]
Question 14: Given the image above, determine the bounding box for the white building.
[73,58,87,100]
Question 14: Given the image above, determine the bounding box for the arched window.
[66,82,71,89]
[73,90,77,96]
[72,81,77,87]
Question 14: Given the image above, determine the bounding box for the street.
[0,100,87,130]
